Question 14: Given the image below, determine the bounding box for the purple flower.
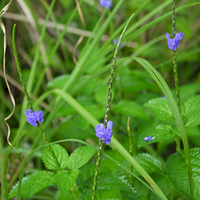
[113,39,124,48]
[166,32,184,50]
[25,109,44,127]
[143,136,155,142]
[100,0,112,9]
[95,121,113,145]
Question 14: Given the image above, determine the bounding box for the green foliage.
[138,124,174,148]
[42,144,69,171]
[9,171,55,199]
[67,146,95,169]
[114,100,149,120]
[80,173,139,200]
[144,97,174,121]
[54,170,79,193]
[132,153,163,175]
[182,95,200,127]
[167,148,200,198]
[2,0,200,199]
[96,189,122,200]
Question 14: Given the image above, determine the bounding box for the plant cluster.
[0,0,200,200]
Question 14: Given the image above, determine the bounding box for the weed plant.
[0,0,200,199]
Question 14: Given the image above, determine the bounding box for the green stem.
[92,140,103,200]
[127,117,134,187]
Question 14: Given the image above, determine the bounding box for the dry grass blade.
[73,0,86,69]
[0,0,21,155]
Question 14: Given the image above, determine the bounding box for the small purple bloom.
[25,109,44,127]
[113,39,124,48]
[143,136,155,142]
[166,32,184,50]
[95,121,113,145]
[100,0,112,9]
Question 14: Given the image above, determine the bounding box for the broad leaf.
[96,188,122,200]
[42,144,69,171]
[132,153,163,175]
[67,146,95,169]
[137,124,174,148]
[182,95,200,117]
[114,100,149,120]
[80,173,139,200]
[167,148,200,198]
[185,111,200,127]
[55,170,79,193]
[179,84,200,104]
[144,98,173,121]
[182,95,200,127]
[9,171,55,199]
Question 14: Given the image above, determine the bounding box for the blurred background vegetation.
[0,0,200,198]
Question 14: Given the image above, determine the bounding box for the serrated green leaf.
[167,148,200,198]
[67,146,95,169]
[9,171,55,199]
[42,144,69,171]
[183,95,200,117]
[114,100,149,120]
[96,188,122,200]
[132,153,163,175]
[77,163,96,185]
[137,124,174,148]
[144,98,173,121]
[185,111,200,127]
[80,173,139,200]
[54,170,79,193]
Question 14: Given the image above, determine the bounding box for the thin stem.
[92,13,135,198]
[127,117,134,187]
[92,140,103,200]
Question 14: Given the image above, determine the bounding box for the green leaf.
[185,111,200,127]
[47,75,70,90]
[167,148,200,198]
[132,153,163,175]
[181,95,200,127]
[55,170,79,193]
[42,144,69,171]
[96,188,122,200]
[67,146,95,169]
[144,97,174,121]
[9,171,55,199]
[76,163,96,185]
[94,85,114,105]
[114,100,149,120]
[183,95,200,117]
[80,173,139,200]
[179,84,200,105]
[137,124,174,148]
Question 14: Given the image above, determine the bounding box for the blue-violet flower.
[143,136,155,142]
[113,39,124,48]
[100,0,112,9]
[166,32,184,50]
[25,109,44,127]
[95,121,113,145]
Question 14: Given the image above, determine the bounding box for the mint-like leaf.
[67,146,95,169]
[55,170,79,193]
[42,144,69,171]
[144,98,173,121]
[167,148,200,198]
[9,171,55,199]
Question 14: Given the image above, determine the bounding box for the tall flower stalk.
[12,24,61,169]
[171,0,180,112]
[92,13,134,199]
